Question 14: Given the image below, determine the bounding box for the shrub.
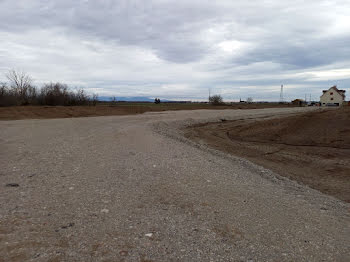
[209,95,223,105]
[39,82,69,106]
[1,70,98,107]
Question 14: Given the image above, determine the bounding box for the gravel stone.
[0,108,349,261]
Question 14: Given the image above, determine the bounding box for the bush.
[209,95,223,105]
[38,83,89,106]
[0,70,98,107]
[39,82,69,105]
[0,82,15,106]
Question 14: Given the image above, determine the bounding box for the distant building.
[320,86,346,106]
[292,99,305,106]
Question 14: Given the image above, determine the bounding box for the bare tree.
[247,97,253,103]
[209,94,223,105]
[0,82,9,106]
[39,82,69,105]
[75,88,89,105]
[0,82,7,97]
[1,73,94,106]
[92,93,99,106]
[6,70,34,105]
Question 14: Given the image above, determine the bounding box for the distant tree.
[209,94,223,105]
[1,71,96,106]
[75,88,89,105]
[0,82,11,106]
[110,96,117,106]
[38,83,89,106]
[6,70,35,105]
[39,82,69,106]
[247,97,253,103]
[154,98,160,104]
[0,82,7,97]
[91,93,99,106]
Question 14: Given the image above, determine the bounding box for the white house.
[320,86,346,106]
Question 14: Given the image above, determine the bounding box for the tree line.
[0,70,98,106]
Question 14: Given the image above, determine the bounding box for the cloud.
[0,0,349,100]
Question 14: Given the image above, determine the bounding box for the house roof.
[322,85,346,98]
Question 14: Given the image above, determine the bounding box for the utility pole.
[280,85,284,103]
[208,88,211,103]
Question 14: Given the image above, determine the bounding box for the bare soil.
[0,103,294,120]
[185,107,350,202]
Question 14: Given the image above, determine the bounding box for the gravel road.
[1,107,349,261]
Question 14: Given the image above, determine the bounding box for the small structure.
[320,86,346,106]
[292,99,305,107]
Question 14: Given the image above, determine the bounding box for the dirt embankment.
[186,107,350,202]
[0,103,294,120]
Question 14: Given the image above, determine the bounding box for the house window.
[331,98,334,100]
[330,92,333,95]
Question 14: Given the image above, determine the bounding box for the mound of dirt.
[227,108,350,149]
[186,107,350,202]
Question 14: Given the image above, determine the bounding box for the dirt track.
[1,107,349,261]
[0,103,294,120]
[186,107,350,202]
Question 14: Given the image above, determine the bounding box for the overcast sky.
[0,0,349,101]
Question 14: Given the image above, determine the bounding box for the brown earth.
[185,107,350,202]
[0,103,294,120]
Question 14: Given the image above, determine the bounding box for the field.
[0,102,294,120]
[186,107,350,202]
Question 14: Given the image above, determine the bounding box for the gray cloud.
[0,0,349,100]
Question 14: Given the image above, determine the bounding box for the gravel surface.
[0,107,349,261]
